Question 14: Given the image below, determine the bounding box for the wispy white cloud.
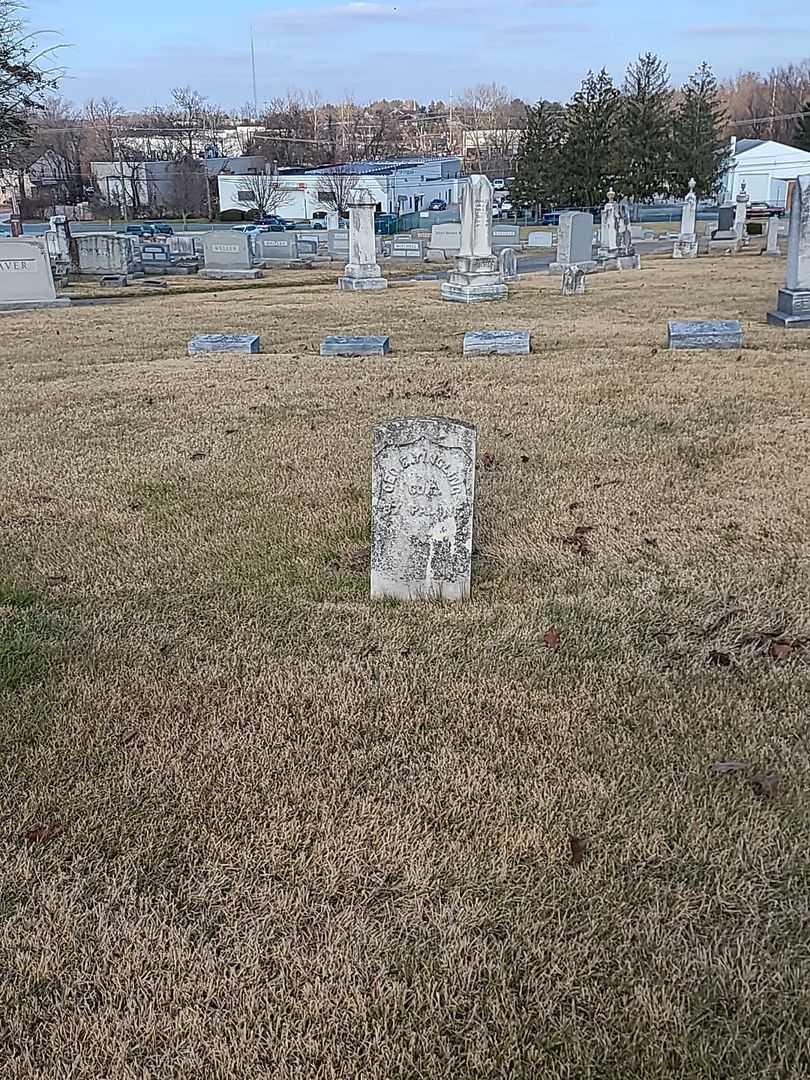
[686,23,791,36]
[261,1,417,32]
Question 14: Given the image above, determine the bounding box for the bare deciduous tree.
[167,154,207,226]
[315,166,359,216]
[235,170,290,218]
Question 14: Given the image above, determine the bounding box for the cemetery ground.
[2,253,810,1078]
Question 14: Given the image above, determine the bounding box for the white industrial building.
[722,138,810,206]
[217,156,463,219]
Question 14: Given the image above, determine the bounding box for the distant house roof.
[736,139,765,153]
[306,156,457,176]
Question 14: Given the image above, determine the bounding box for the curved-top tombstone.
[371,416,476,601]
[0,238,69,311]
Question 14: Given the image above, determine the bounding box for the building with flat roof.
[722,138,810,206]
[217,156,463,220]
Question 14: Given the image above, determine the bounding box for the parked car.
[125,224,155,238]
[145,222,174,236]
[231,224,267,235]
[493,178,506,191]
[255,215,290,231]
[427,199,447,211]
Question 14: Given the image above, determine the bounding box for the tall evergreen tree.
[794,103,810,151]
[558,69,622,207]
[511,99,564,214]
[620,53,672,209]
[671,62,728,197]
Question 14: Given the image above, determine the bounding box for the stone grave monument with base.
[199,232,261,280]
[673,178,699,259]
[734,181,749,243]
[441,174,507,303]
[550,211,595,273]
[337,188,387,290]
[371,416,476,601]
[0,238,71,311]
[561,266,586,295]
[767,174,810,327]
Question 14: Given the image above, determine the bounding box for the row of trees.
[512,57,727,213]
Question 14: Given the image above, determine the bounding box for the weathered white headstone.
[600,188,619,254]
[0,238,70,311]
[734,181,749,241]
[75,233,141,275]
[338,188,387,290]
[561,265,586,296]
[767,174,810,327]
[673,178,699,259]
[441,175,507,303]
[667,320,743,349]
[550,211,595,272]
[371,416,476,601]
[765,214,780,256]
[498,247,519,283]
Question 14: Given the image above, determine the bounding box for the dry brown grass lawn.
[2,254,810,1079]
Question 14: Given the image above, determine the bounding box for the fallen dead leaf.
[707,650,732,667]
[562,524,594,558]
[23,824,64,845]
[750,772,781,799]
[769,641,795,660]
[482,452,496,471]
[543,626,561,650]
[569,835,589,867]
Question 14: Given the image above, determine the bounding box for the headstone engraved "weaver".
[371,417,476,601]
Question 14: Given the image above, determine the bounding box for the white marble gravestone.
[600,188,619,255]
[767,174,810,327]
[371,416,476,601]
[561,265,586,295]
[441,175,507,303]
[498,247,519,283]
[735,181,749,242]
[765,214,780,256]
[0,238,70,311]
[338,188,387,290]
[550,212,595,272]
[673,178,699,259]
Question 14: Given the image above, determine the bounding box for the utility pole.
[116,140,129,223]
[250,27,258,119]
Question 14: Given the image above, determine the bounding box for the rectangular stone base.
[337,276,388,290]
[673,237,698,259]
[667,319,743,349]
[441,281,507,303]
[463,330,530,356]
[617,254,641,270]
[766,310,810,328]
[549,260,597,275]
[0,297,71,311]
[773,288,810,317]
[199,268,262,280]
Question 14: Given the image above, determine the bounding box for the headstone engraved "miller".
[371,417,476,601]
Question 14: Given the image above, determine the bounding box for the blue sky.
[27,0,810,109]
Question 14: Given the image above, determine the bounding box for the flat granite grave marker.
[767,174,810,327]
[371,416,476,601]
[667,320,743,349]
[188,334,260,354]
[463,330,530,355]
[0,238,70,311]
[320,335,390,356]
